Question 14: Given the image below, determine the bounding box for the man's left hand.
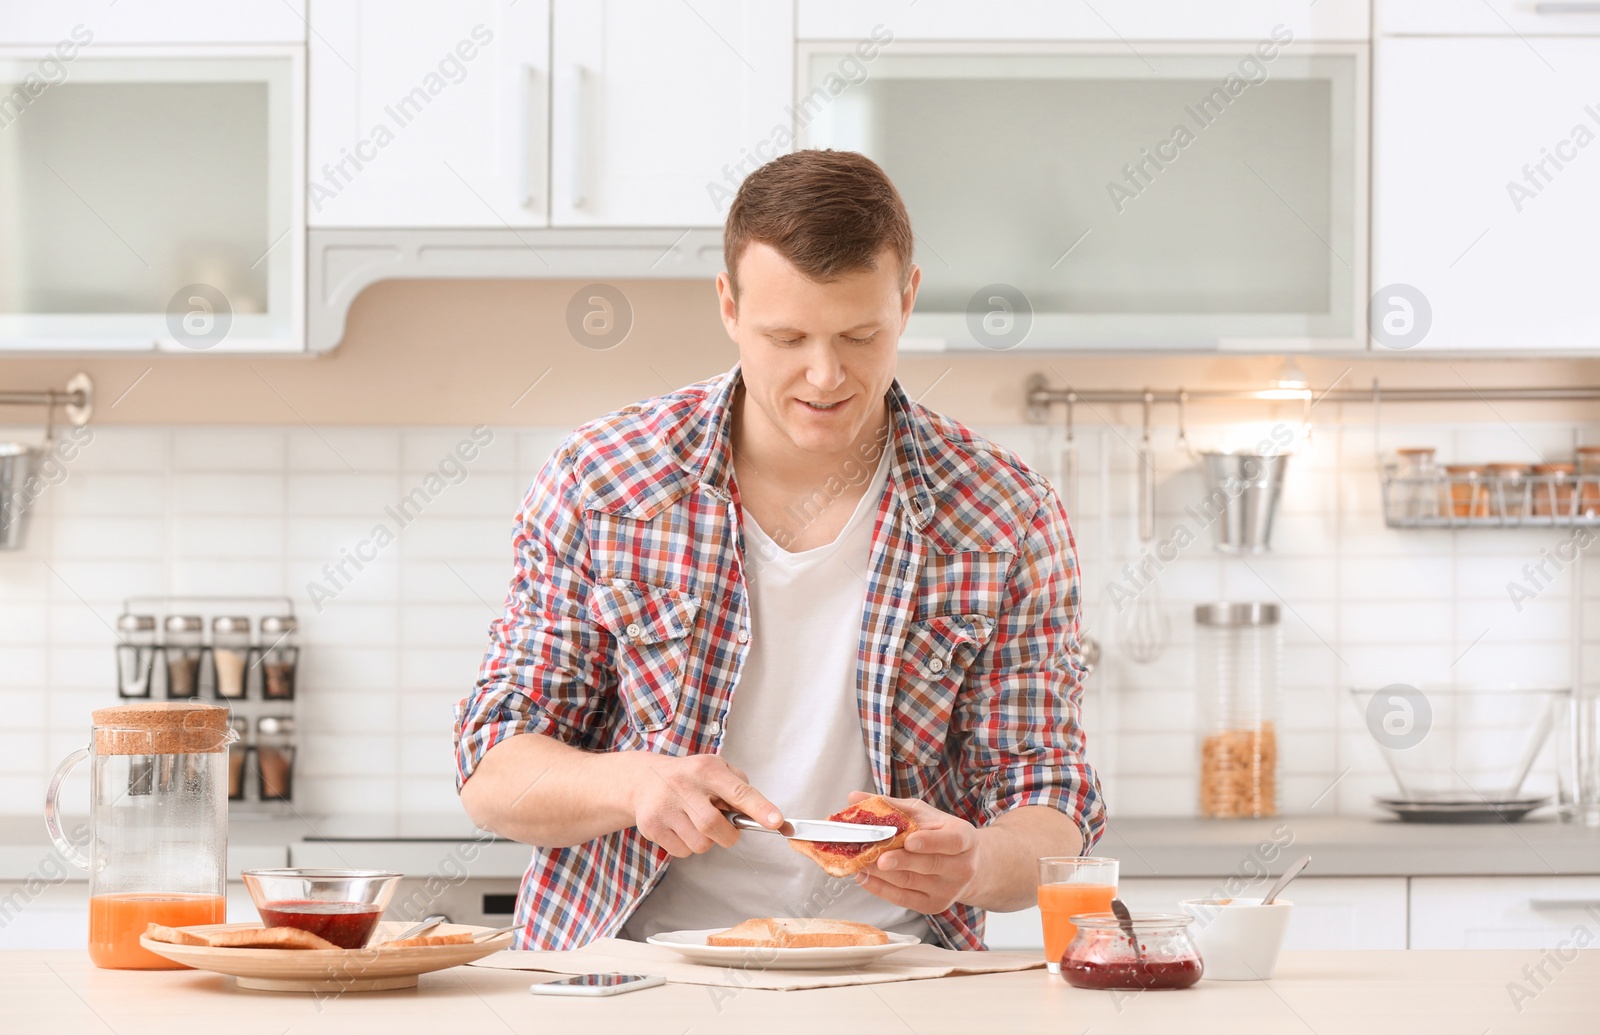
[846,791,981,914]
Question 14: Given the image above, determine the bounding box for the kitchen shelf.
[1381,467,1600,529]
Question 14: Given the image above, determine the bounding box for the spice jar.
[1531,463,1576,518]
[255,716,295,802]
[1394,447,1440,520]
[115,614,158,699]
[258,615,298,701]
[1196,603,1280,819]
[1577,447,1600,517]
[1060,913,1203,990]
[163,615,204,699]
[1486,463,1530,519]
[227,716,248,802]
[209,616,252,700]
[1443,464,1488,519]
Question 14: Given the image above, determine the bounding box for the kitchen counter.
[6,813,1599,881]
[6,949,1595,1034]
[1100,815,1600,878]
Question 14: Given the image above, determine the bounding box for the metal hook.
[1176,389,1193,459]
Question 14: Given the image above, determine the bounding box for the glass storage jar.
[1531,463,1576,518]
[1394,447,1439,520]
[1060,912,1203,990]
[115,614,158,699]
[44,702,234,969]
[209,615,252,700]
[255,716,295,801]
[162,615,204,698]
[1196,602,1281,819]
[259,615,298,700]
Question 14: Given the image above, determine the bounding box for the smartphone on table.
[528,973,665,997]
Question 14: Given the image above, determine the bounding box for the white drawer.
[984,877,1409,951]
[1380,0,1600,36]
[1411,876,1600,949]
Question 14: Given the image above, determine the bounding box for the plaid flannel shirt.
[454,366,1104,951]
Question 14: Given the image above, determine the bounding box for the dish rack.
[1381,466,1600,528]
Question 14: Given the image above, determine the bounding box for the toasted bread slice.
[706,917,890,948]
[788,795,916,878]
[144,923,209,946]
[145,923,341,950]
[378,931,475,950]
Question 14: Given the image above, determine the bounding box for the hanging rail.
[0,372,94,430]
[1023,373,1600,423]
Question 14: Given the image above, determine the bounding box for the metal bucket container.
[0,443,38,550]
[1200,452,1289,554]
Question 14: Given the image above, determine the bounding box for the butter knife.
[723,811,897,843]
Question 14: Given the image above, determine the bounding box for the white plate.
[646,928,920,970]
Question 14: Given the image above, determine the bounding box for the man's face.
[717,243,919,459]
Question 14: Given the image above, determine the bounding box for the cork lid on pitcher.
[91,701,233,755]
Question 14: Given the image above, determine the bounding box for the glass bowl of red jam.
[1059,912,1203,991]
[240,868,402,949]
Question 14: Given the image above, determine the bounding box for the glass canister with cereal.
[1195,603,1281,819]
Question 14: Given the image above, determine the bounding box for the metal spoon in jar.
[1110,897,1142,962]
[1261,855,1312,905]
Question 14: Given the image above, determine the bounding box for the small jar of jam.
[1060,912,1203,991]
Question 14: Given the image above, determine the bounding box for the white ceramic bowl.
[1179,897,1292,980]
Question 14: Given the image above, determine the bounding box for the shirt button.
[929,656,945,673]
[708,720,723,737]
[625,623,643,640]
[737,628,750,643]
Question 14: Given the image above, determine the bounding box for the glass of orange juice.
[1038,856,1118,974]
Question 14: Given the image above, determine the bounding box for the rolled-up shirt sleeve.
[954,484,1106,853]
[454,444,612,788]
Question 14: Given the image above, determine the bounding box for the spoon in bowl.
[1261,855,1312,905]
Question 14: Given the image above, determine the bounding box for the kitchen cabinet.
[550,0,794,227]
[0,47,305,352]
[1372,35,1600,351]
[0,1,306,44]
[307,1,551,228]
[1410,876,1600,949]
[797,1,1369,43]
[985,877,1409,952]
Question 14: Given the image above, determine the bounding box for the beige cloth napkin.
[468,937,1044,991]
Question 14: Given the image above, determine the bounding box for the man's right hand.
[627,753,783,858]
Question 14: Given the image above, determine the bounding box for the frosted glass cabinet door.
[801,43,1367,352]
[307,0,551,228]
[0,48,305,352]
[551,0,794,227]
[1373,37,1600,352]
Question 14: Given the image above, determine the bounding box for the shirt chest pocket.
[590,580,701,734]
[891,613,992,765]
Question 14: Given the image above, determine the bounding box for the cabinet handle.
[1532,2,1600,12]
[568,65,589,211]
[1529,898,1600,911]
[522,64,544,211]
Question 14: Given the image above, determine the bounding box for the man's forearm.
[459,733,642,847]
[963,805,1087,912]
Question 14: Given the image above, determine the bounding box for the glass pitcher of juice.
[45,702,235,969]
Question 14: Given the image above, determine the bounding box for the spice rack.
[115,596,301,817]
[1381,467,1600,529]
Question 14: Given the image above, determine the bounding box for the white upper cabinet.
[307,1,551,228]
[0,48,305,352]
[550,0,794,227]
[1372,35,1600,351]
[798,1,1368,42]
[1379,0,1600,37]
[0,1,307,44]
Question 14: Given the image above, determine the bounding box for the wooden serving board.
[139,920,514,992]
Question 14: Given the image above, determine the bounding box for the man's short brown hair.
[724,149,914,297]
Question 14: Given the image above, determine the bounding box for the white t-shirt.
[620,448,928,941]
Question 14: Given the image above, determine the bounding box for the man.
[454,149,1103,951]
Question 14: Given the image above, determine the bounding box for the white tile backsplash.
[0,421,1592,826]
